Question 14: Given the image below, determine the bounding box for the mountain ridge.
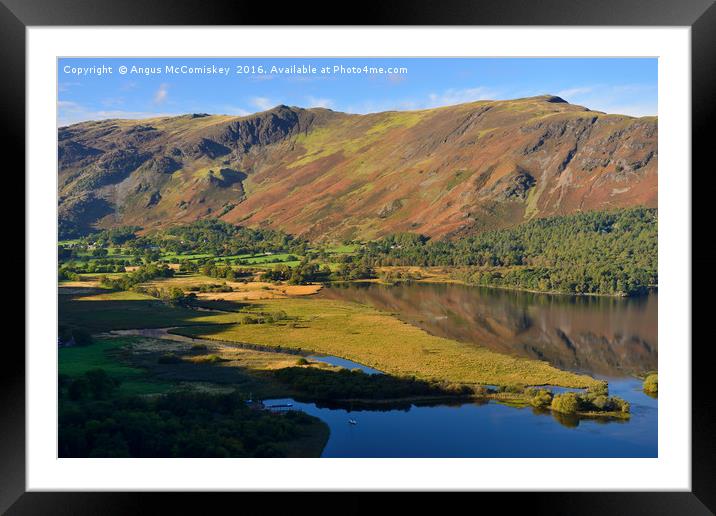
[58,95,657,241]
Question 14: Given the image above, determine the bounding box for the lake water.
[320,283,658,378]
[270,376,657,457]
[289,283,658,457]
[113,284,658,457]
[306,354,383,375]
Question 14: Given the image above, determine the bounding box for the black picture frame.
[6,0,715,513]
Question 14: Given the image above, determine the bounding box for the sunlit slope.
[58,96,657,240]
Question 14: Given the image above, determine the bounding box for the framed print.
[6,0,716,512]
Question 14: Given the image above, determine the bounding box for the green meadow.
[59,336,172,396]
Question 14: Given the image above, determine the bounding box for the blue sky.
[58,58,657,126]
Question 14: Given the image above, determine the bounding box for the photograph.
[55,56,659,459]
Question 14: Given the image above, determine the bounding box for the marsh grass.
[174,296,600,389]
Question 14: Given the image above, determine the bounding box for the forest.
[58,369,326,457]
[59,208,657,296]
[357,208,657,296]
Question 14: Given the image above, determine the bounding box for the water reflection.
[320,283,657,377]
[265,377,656,457]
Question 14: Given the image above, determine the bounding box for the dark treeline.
[59,260,127,280]
[358,208,657,296]
[59,369,323,457]
[274,367,471,400]
[99,263,200,305]
[262,261,331,285]
[179,260,252,281]
[83,226,141,246]
[153,219,307,256]
[60,210,656,296]
[61,219,308,260]
[99,262,175,291]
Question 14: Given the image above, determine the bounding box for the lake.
[320,282,658,378]
[270,376,657,457]
[287,282,658,457]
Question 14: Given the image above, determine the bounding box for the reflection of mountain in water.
[321,283,657,378]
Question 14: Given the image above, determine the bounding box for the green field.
[59,289,238,331]
[59,337,172,396]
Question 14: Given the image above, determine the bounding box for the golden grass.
[114,332,336,373]
[59,279,101,288]
[143,274,323,300]
[176,296,600,389]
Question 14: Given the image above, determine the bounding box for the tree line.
[357,208,657,296]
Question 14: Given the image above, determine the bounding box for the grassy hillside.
[59,96,657,241]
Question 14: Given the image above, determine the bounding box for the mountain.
[58,95,657,241]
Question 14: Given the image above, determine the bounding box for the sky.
[58,58,657,126]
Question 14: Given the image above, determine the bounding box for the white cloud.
[153,83,169,104]
[57,100,82,111]
[250,96,275,111]
[426,86,496,108]
[553,83,657,117]
[591,103,657,118]
[101,97,125,107]
[343,100,407,114]
[120,80,138,91]
[343,86,497,114]
[58,82,81,93]
[386,73,407,85]
[555,86,594,99]
[306,96,334,109]
[57,100,177,126]
[220,105,252,116]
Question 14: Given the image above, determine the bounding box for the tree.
[550,392,580,414]
[643,373,658,395]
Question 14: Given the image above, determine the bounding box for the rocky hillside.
[58,95,657,241]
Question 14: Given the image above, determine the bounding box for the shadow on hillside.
[58,286,259,333]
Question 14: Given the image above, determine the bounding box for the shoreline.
[281,392,631,421]
[326,275,657,299]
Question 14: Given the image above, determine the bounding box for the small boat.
[266,403,293,409]
[348,419,357,425]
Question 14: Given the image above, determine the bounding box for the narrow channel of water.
[109,328,379,373]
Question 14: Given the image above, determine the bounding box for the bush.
[643,373,658,395]
[529,389,554,408]
[587,381,609,397]
[550,392,580,414]
[296,358,309,366]
[590,395,610,410]
[498,384,525,394]
[611,397,631,413]
[551,390,631,415]
[472,385,491,396]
